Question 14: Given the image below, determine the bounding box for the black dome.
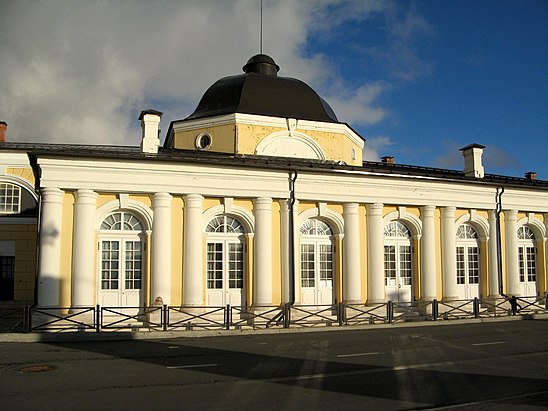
[186,54,338,123]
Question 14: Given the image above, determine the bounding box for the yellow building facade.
[0,55,547,312]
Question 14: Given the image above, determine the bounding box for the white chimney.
[460,143,485,178]
[139,109,163,154]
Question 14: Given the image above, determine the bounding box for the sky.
[1,0,547,179]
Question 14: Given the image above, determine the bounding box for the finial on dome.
[243,54,280,76]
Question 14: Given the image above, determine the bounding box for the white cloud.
[0,0,426,147]
[362,135,395,161]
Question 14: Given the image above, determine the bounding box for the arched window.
[456,224,480,299]
[205,215,246,306]
[98,211,145,308]
[299,218,334,305]
[518,226,537,296]
[384,221,413,302]
[0,183,21,214]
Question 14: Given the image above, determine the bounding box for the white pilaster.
[343,203,361,303]
[71,189,98,307]
[152,192,172,305]
[366,203,384,304]
[421,205,437,300]
[504,209,520,296]
[183,194,203,305]
[253,197,273,306]
[37,188,64,307]
[487,210,500,297]
[441,207,458,301]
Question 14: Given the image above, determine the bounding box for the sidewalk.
[2,314,542,344]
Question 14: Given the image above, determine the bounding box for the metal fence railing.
[2,293,546,334]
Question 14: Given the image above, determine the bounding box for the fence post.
[337,303,344,326]
[545,293,548,311]
[473,297,479,318]
[225,305,231,330]
[95,304,101,333]
[284,303,291,328]
[511,296,517,316]
[24,306,31,333]
[387,301,393,323]
[163,304,168,331]
[432,299,438,321]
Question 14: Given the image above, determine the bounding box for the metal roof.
[2,142,546,189]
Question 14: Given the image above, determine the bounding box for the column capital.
[41,187,64,202]
[75,189,98,204]
[343,202,359,214]
[366,203,383,215]
[421,205,436,215]
[504,209,518,220]
[184,194,204,208]
[440,206,456,217]
[253,197,273,209]
[153,192,172,208]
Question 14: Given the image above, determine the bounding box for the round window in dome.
[195,133,212,150]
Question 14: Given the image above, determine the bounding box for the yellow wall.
[0,224,37,301]
[271,200,282,305]
[171,197,184,306]
[59,192,75,307]
[7,167,35,185]
[173,124,236,153]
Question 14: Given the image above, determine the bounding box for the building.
[0,55,547,311]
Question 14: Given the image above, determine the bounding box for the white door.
[99,239,144,308]
[455,224,481,300]
[518,226,537,297]
[384,244,412,302]
[384,221,413,303]
[519,245,537,297]
[300,242,334,305]
[456,245,480,299]
[206,240,245,307]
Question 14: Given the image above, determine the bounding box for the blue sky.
[1,0,546,179]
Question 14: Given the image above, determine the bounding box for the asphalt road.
[1,319,547,410]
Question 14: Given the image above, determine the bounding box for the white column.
[441,207,458,301]
[343,203,361,303]
[366,203,384,304]
[487,210,500,297]
[152,192,172,305]
[71,189,98,307]
[421,205,437,300]
[37,188,64,307]
[253,197,273,306]
[279,200,290,303]
[504,209,520,296]
[183,194,203,305]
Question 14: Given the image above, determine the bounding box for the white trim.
[298,207,344,236]
[0,174,38,201]
[255,131,326,160]
[517,216,546,240]
[0,152,31,168]
[455,212,490,241]
[202,204,255,234]
[95,199,153,231]
[383,210,422,240]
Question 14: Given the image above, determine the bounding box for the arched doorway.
[299,218,335,305]
[98,211,145,308]
[456,224,480,299]
[518,226,537,296]
[384,221,413,302]
[205,215,246,307]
